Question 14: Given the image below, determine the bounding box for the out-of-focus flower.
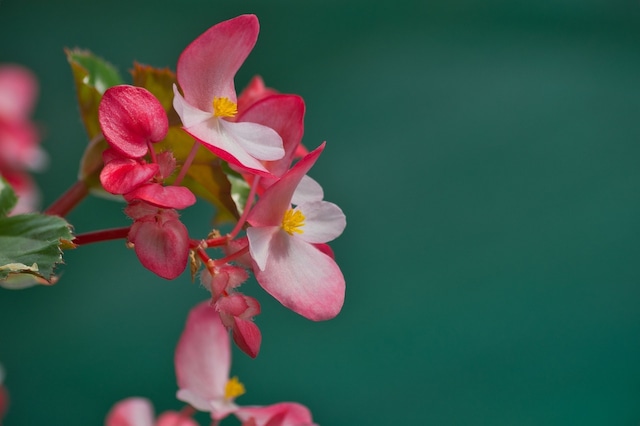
[0,363,9,422]
[105,397,197,426]
[175,301,315,425]
[0,64,47,213]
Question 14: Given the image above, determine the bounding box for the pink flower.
[125,201,190,280]
[0,64,46,213]
[105,397,197,426]
[99,85,168,159]
[172,15,284,176]
[175,302,315,425]
[0,364,8,422]
[246,144,346,321]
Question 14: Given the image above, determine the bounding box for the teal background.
[2,0,640,424]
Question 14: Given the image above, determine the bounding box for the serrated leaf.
[0,176,17,217]
[0,213,74,286]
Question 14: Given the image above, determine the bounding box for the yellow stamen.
[213,97,238,118]
[225,376,245,399]
[282,208,305,235]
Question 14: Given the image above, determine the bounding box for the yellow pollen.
[282,208,305,235]
[213,97,238,118]
[225,376,245,399]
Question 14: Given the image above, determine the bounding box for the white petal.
[219,120,284,161]
[173,85,212,128]
[298,201,346,243]
[292,175,324,205]
[247,226,279,271]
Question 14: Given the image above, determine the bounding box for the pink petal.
[99,85,168,158]
[124,183,196,209]
[177,14,259,110]
[231,317,262,359]
[297,201,346,244]
[237,75,279,113]
[247,143,325,227]
[105,398,155,426]
[252,230,345,321]
[0,64,38,120]
[100,158,159,194]
[175,301,232,414]
[0,386,7,422]
[129,217,189,280]
[0,120,44,171]
[237,94,305,178]
[156,412,199,426]
[235,403,316,426]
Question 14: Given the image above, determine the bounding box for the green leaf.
[0,213,74,287]
[223,164,251,216]
[0,176,17,217]
[66,48,123,192]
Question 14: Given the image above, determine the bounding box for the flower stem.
[228,175,260,240]
[73,227,130,246]
[44,180,89,217]
[173,141,200,186]
[212,244,249,266]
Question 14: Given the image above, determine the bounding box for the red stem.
[44,180,89,217]
[73,227,130,246]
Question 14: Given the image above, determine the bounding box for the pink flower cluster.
[0,64,46,214]
[106,302,316,426]
[98,14,346,358]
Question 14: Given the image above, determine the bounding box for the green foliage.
[0,179,74,288]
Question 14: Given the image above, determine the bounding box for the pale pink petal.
[235,402,316,426]
[0,65,37,120]
[156,412,199,426]
[0,121,44,171]
[129,217,189,280]
[253,230,345,321]
[237,94,305,178]
[247,144,325,227]
[105,397,154,426]
[124,183,196,209]
[291,175,323,206]
[175,302,232,415]
[246,226,279,271]
[297,201,346,244]
[99,85,168,158]
[177,14,259,110]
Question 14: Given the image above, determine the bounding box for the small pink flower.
[105,397,197,426]
[175,302,314,424]
[246,144,346,321]
[172,15,284,176]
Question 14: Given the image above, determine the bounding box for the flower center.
[282,208,305,235]
[212,97,238,118]
[225,376,245,399]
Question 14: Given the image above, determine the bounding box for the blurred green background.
[2,0,640,424]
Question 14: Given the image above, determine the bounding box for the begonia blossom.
[175,302,314,424]
[172,14,284,176]
[106,397,197,426]
[0,364,8,422]
[0,64,46,213]
[99,85,168,159]
[246,143,346,321]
